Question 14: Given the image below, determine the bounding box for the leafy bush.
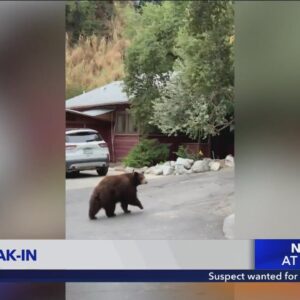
[174,145,189,159]
[123,139,169,168]
[174,145,204,161]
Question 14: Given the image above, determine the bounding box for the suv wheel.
[96,166,109,176]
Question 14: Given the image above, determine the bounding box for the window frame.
[115,110,138,134]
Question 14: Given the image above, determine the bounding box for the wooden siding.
[113,135,207,162]
[113,134,140,162]
[211,127,234,159]
[66,105,233,162]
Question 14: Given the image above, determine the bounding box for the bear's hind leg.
[121,202,131,214]
[89,197,102,220]
[105,202,116,218]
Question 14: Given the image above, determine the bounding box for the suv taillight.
[98,142,108,148]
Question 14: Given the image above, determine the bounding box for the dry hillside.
[66,4,129,99]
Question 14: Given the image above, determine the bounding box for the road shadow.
[91,210,145,222]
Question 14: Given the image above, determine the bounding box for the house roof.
[66,108,113,117]
[81,108,114,117]
[66,81,129,109]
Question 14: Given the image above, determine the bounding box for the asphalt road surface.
[66,283,234,300]
[66,168,234,239]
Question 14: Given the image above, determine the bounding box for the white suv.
[66,128,110,176]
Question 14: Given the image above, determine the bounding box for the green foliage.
[174,145,204,161]
[151,72,233,139]
[174,145,189,159]
[66,1,234,140]
[123,1,188,133]
[66,84,84,99]
[123,139,169,168]
[134,0,162,9]
[176,1,234,95]
[66,1,115,44]
[151,1,234,139]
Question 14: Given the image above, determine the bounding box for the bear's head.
[133,171,148,186]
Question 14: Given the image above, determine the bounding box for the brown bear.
[89,171,147,220]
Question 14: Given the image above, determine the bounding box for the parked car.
[66,128,109,176]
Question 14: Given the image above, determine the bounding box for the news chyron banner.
[255,240,300,270]
[0,240,300,282]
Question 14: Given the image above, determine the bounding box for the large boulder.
[191,159,210,173]
[162,165,174,176]
[175,164,191,175]
[140,166,149,173]
[209,161,221,171]
[225,155,234,167]
[125,166,148,173]
[175,157,194,169]
[125,167,134,173]
[145,165,160,175]
[145,166,153,174]
[152,165,164,175]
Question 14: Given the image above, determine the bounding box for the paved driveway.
[66,168,234,239]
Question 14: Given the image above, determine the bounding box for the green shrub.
[123,139,169,168]
[174,145,204,160]
[174,145,189,159]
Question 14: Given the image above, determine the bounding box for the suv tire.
[96,166,109,176]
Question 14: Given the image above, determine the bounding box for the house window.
[115,111,138,134]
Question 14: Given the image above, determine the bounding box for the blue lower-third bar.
[0,270,300,282]
[255,239,300,270]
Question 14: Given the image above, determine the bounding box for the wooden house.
[66,81,232,162]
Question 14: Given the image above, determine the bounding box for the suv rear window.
[66,132,103,143]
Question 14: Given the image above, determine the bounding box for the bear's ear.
[133,171,139,185]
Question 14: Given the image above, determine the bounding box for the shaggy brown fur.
[89,171,147,220]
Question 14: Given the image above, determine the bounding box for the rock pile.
[142,155,234,176]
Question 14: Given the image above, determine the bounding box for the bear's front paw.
[124,210,131,214]
[107,213,116,218]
